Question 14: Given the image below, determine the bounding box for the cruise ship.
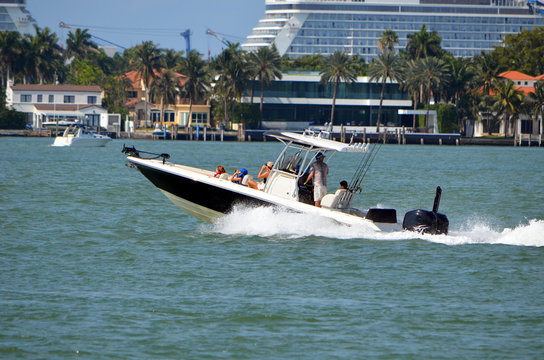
[0,0,37,35]
[242,0,544,61]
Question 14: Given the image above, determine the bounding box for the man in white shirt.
[305,152,329,207]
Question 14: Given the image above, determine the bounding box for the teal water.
[1,137,543,359]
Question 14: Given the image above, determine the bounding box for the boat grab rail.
[122,145,170,165]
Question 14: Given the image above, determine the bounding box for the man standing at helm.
[305,152,328,207]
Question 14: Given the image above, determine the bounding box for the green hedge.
[0,109,27,129]
[430,104,459,133]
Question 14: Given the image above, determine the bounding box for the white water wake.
[208,206,544,247]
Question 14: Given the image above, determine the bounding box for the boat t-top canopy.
[265,131,369,153]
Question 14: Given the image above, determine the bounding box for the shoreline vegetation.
[1,25,544,140]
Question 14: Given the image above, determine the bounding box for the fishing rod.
[348,135,385,192]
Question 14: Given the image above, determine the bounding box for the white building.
[243,0,544,62]
[0,0,37,35]
[6,83,108,129]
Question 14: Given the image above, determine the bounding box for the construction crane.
[206,28,229,46]
[180,29,191,55]
[59,22,126,50]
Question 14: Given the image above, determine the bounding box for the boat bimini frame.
[262,130,370,208]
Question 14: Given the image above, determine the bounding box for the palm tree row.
[2,25,543,133]
[0,26,63,86]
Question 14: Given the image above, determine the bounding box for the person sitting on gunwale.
[231,168,261,190]
[214,165,226,178]
[258,161,273,182]
[231,168,248,184]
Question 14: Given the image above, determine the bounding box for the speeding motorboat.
[123,129,448,234]
[52,124,112,147]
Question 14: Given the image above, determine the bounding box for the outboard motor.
[403,186,449,235]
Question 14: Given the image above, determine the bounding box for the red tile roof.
[489,86,535,96]
[499,71,537,81]
[11,84,103,92]
[123,69,187,89]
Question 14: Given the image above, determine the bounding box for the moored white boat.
[123,130,448,234]
[52,124,112,147]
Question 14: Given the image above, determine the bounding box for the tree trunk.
[223,97,228,128]
[160,97,164,129]
[259,76,264,129]
[426,83,431,132]
[377,77,386,133]
[329,80,338,133]
[412,90,417,130]
[187,97,193,128]
[144,88,149,128]
[538,109,544,140]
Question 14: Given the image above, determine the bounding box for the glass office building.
[0,0,37,34]
[243,73,412,130]
[242,0,544,61]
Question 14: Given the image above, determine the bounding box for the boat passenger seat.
[321,189,351,209]
[241,175,253,186]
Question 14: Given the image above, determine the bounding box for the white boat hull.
[52,136,112,147]
[128,156,403,232]
[52,125,112,147]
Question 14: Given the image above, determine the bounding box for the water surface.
[1,138,543,359]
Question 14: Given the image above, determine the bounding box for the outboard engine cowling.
[402,209,449,235]
[402,186,449,235]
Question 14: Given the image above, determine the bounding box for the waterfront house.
[497,71,543,137]
[6,83,109,129]
[124,70,211,129]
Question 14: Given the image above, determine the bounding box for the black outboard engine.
[403,187,449,235]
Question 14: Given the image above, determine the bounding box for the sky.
[26,0,265,58]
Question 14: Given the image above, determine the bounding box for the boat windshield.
[273,141,334,178]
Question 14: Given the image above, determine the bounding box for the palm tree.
[474,51,504,97]
[492,78,523,138]
[247,45,282,128]
[162,49,184,69]
[66,28,97,60]
[446,57,475,132]
[29,26,63,84]
[319,51,357,132]
[529,80,544,139]
[378,30,399,53]
[0,31,22,86]
[415,57,450,129]
[212,43,249,129]
[132,41,161,127]
[399,58,421,130]
[150,69,178,128]
[406,25,444,60]
[369,51,401,132]
[178,50,209,128]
